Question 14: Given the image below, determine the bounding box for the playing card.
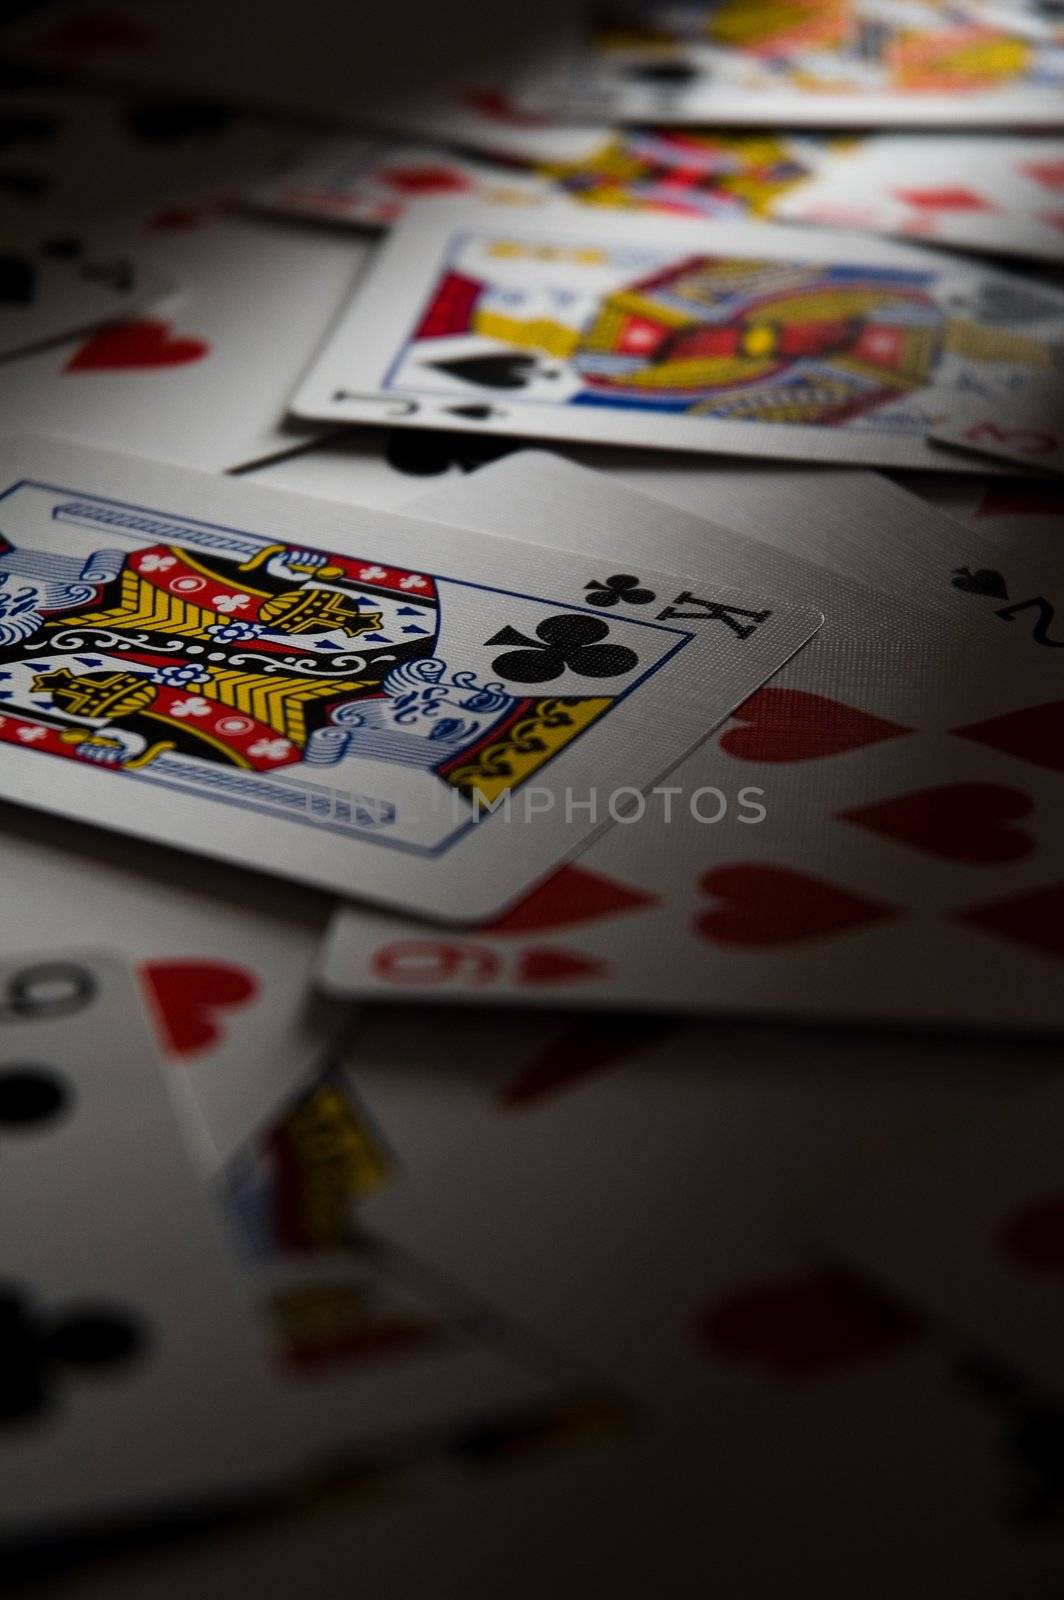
[290,200,1064,471]
[322,450,1064,1030]
[246,128,828,233]
[0,950,303,1537]
[929,377,1064,476]
[0,227,172,363]
[247,137,548,230]
[0,215,368,472]
[517,0,1064,128]
[807,1079,1064,1401]
[536,126,830,221]
[221,1062,589,1447]
[0,435,819,922]
[0,804,331,1172]
[774,135,1064,265]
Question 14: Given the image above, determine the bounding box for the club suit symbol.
[0,1285,145,1423]
[585,574,656,608]
[486,614,639,682]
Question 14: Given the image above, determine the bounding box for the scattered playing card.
[222,1063,588,1444]
[0,228,172,363]
[517,0,1064,128]
[290,200,1064,470]
[0,435,819,923]
[0,215,368,472]
[534,126,830,222]
[321,451,1064,1031]
[0,807,331,1170]
[928,378,1064,476]
[0,950,303,1537]
[774,135,1064,265]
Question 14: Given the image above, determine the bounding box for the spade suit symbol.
[427,352,555,390]
[952,566,1009,599]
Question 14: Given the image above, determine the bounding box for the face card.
[808,1079,1064,1401]
[774,135,1064,265]
[0,215,368,472]
[536,127,830,221]
[517,0,1064,128]
[290,201,1064,472]
[0,436,819,923]
[0,807,331,1172]
[0,951,304,1537]
[0,228,172,364]
[222,1063,590,1447]
[322,450,1064,1031]
[928,378,1064,476]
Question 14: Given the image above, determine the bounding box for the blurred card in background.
[775,135,1064,264]
[0,216,368,471]
[928,376,1064,475]
[291,202,1064,470]
[0,227,172,363]
[519,0,1064,128]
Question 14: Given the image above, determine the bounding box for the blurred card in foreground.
[0,951,298,1538]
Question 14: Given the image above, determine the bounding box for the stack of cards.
[2,3,1064,1595]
